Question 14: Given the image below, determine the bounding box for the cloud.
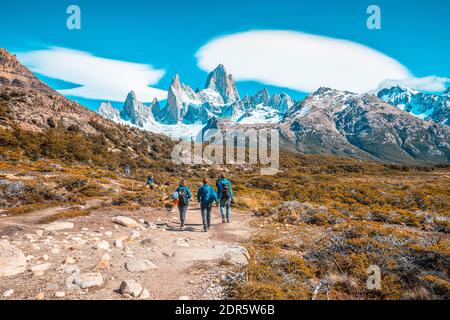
[17,47,167,102]
[374,76,450,93]
[196,30,412,94]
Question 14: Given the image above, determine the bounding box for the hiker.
[174,179,192,230]
[217,173,233,223]
[147,174,155,190]
[197,178,219,232]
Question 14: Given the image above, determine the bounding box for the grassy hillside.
[0,101,448,300]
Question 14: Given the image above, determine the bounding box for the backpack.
[178,188,189,205]
[221,181,231,200]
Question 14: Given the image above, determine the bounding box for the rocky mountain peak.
[0,48,56,95]
[205,64,240,103]
[378,85,449,125]
[98,102,121,123]
[252,88,270,105]
[120,91,152,126]
[171,74,181,89]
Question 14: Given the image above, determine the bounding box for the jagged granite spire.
[205,64,240,103]
[165,74,184,124]
[120,91,153,127]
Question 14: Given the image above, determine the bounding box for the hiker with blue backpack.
[147,174,155,190]
[173,179,192,230]
[217,173,233,223]
[197,178,219,232]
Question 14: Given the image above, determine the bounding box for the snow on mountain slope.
[237,103,282,124]
[377,85,449,125]
[97,64,293,137]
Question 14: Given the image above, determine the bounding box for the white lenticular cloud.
[18,47,167,102]
[375,76,450,93]
[196,30,412,94]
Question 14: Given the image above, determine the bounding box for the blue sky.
[1,0,449,110]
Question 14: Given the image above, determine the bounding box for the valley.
[0,47,449,300]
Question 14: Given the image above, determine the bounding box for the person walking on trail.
[217,173,233,223]
[197,178,219,232]
[174,179,192,230]
[147,174,155,190]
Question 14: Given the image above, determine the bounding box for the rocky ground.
[0,202,253,300]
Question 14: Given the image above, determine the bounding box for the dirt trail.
[0,200,254,300]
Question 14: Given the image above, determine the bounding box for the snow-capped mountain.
[280,87,450,164]
[97,64,294,138]
[377,86,449,125]
[205,64,240,103]
[96,64,449,164]
[98,102,121,123]
[203,87,450,164]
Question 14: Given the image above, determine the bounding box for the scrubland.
[0,120,448,300]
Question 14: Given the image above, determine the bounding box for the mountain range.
[377,85,449,125]
[98,64,294,138]
[0,47,448,165]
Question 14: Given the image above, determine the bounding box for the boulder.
[0,240,27,277]
[30,263,52,276]
[119,280,143,297]
[112,216,139,228]
[125,259,157,273]
[139,288,150,299]
[74,273,104,289]
[41,222,74,231]
[3,289,14,297]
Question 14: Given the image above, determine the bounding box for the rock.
[65,265,79,275]
[65,257,76,264]
[3,289,14,297]
[41,222,74,231]
[55,291,65,298]
[95,260,109,270]
[112,216,139,228]
[114,240,123,248]
[45,282,59,290]
[104,231,112,237]
[119,280,143,297]
[74,273,104,289]
[178,295,191,300]
[0,240,27,277]
[97,241,110,250]
[50,248,60,255]
[138,219,145,224]
[125,259,157,272]
[42,254,49,261]
[130,231,140,240]
[35,292,45,300]
[101,253,111,261]
[221,245,250,265]
[35,230,44,237]
[30,263,52,276]
[26,255,35,261]
[139,288,150,299]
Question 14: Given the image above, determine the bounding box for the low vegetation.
[0,117,448,300]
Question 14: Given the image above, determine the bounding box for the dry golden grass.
[38,207,91,224]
